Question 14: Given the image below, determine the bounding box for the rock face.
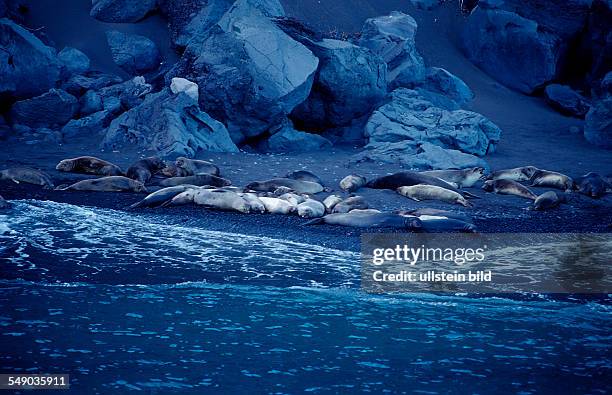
[62,72,123,96]
[358,11,425,84]
[170,78,199,102]
[291,39,387,130]
[259,125,332,153]
[365,89,501,157]
[90,0,157,23]
[62,110,115,138]
[58,47,90,76]
[105,31,160,75]
[98,76,153,110]
[170,0,318,144]
[0,18,61,99]
[584,99,612,149]
[544,84,590,118]
[102,89,239,158]
[79,90,103,116]
[10,89,78,128]
[462,8,561,94]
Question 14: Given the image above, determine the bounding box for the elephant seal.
[273,186,295,196]
[129,185,197,209]
[297,199,326,218]
[0,167,54,189]
[0,195,9,209]
[419,217,477,233]
[529,170,573,191]
[194,189,249,213]
[56,156,123,176]
[533,191,567,211]
[340,174,367,192]
[156,174,231,188]
[575,173,609,198]
[127,157,165,184]
[366,171,478,198]
[399,208,472,223]
[487,166,539,182]
[482,179,537,200]
[175,157,220,176]
[279,193,306,206]
[246,178,324,194]
[157,163,190,178]
[239,193,266,213]
[286,170,323,185]
[323,194,343,212]
[420,167,484,188]
[304,211,422,230]
[332,196,369,214]
[397,185,473,207]
[164,188,199,206]
[259,197,296,215]
[58,176,146,193]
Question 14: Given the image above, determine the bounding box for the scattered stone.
[359,11,425,84]
[0,18,61,98]
[170,77,199,102]
[90,0,157,23]
[10,89,78,128]
[102,89,239,158]
[106,30,160,75]
[58,47,90,76]
[365,89,501,156]
[544,84,590,118]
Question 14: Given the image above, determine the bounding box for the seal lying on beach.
[297,199,326,218]
[304,211,422,230]
[157,163,190,178]
[332,196,369,214]
[533,191,567,210]
[239,193,266,213]
[127,157,166,184]
[175,157,220,176]
[399,208,472,223]
[56,156,123,176]
[486,166,539,182]
[286,170,324,185]
[575,173,610,198]
[129,185,197,209]
[420,167,484,188]
[340,174,367,192]
[397,185,473,207]
[366,171,478,198]
[259,197,296,215]
[398,212,477,233]
[482,179,538,200]
[246,178,325,194]
[58,176,146,193]
[323,194,343,212]
[529,170,574,191]
[0,167,54,189]
[155,175,231,188]
[0,195,9,209]
[279,193,306,206]
[194,189,250,213]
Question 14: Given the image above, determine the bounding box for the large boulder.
[365,89,501,156]
[358,11,425,84]
[90,0,157,23]
[62,72,123,96]
[544,84,590,118]
[10,89,78,128]
[170,77,199,102]
[102,89,239,158]
[259,125,332,153]
[170,0,318,144]
[61,110,115,138]
[353,141,490,171]
[291,39,387,130]
[584,98,612,149]
[105,31,160,75]
[79,90,104,116]
[58,47,90,76]
[98,76,153,111]
[0,18,61,99]
[462,8,561,94]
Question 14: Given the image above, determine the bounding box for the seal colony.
[1,157,610,233]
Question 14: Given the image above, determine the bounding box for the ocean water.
[0,201,610,393]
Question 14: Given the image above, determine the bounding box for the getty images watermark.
[361,233,612,294]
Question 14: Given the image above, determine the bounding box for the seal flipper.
[302,218,325,226]
[462,191,481,199]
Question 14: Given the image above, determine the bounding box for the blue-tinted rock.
[544,84,590,118]
[291,39,386,130]
[62,72,123,96]
[365,89,500,156]
[58,47,90,76]
[98,76,152,110]
[79,90,103,116]
[261,125,332,153]
[106,30,160,75]
[10,89,78,128]
[462,8,560,94]
[62,110,114,138]
[102,90,239,158]
[584,98,612,149]
[0,18,61,98]
[90,0,157,23]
